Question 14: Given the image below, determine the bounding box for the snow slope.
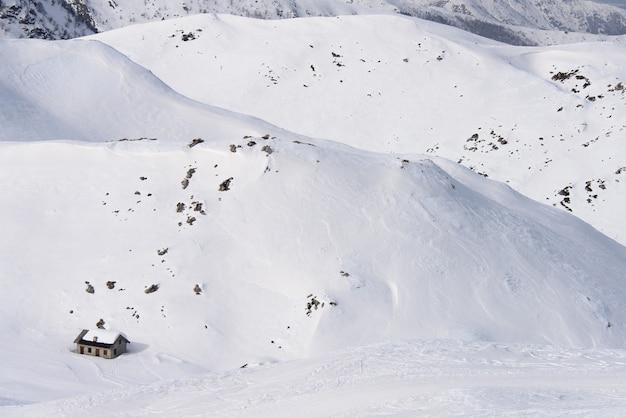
[3,130,626,411]
[93,13,626,245]
[7,340,626,417]
[2,12,626,417]
[0,38,279,142]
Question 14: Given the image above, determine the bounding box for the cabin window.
[114,349,117,356]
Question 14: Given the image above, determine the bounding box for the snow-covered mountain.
[2,35,626,406]
[393,0,626,44]
[89,13,626,246]
[0,0,362,40]
[3,0,626,45]
[0,0,97,39]
[2,10,626,417]
[398,0,626,33]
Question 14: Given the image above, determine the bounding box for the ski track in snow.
[5,340,626,416]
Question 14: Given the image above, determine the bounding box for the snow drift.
[0,38,277,142]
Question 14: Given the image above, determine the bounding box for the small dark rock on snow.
[219,177,233,191]
[145,284,159,294]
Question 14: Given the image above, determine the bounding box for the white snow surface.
[7,340,626,417]
[0,37,279,142]
[1,12,626,417]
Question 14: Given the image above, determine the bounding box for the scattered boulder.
[557,186,571,196]
[192,202,205,214]
[96,318,105,329]
[188,138,204,148]
[145,284,159,294]
[85,282,94,294]
[106,281,116,289]
[219,177,233,191]
[305,295,323,316]
[181,32,195,41]
[194,284,202,295]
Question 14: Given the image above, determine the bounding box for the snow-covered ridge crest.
[0,37,279,143]
[2,0,626,45]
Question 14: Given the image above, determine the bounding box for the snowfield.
[1,11,626,417]
[7,340,626,417]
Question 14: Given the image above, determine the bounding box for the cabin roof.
[74,329,130,346]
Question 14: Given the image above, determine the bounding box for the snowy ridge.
[92,14,626,245]
[0,38,279,142]
[2,0,626,45]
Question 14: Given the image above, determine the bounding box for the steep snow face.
[2,134,626,404]
[7,340,626,417]
[0,38,278,142]
[93,14,626,245]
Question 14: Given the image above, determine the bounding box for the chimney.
[93,336,98,342]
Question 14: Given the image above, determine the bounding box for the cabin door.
[95,349,100,357]
[80,346,84,354]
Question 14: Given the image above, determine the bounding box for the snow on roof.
[82,329,126,345]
